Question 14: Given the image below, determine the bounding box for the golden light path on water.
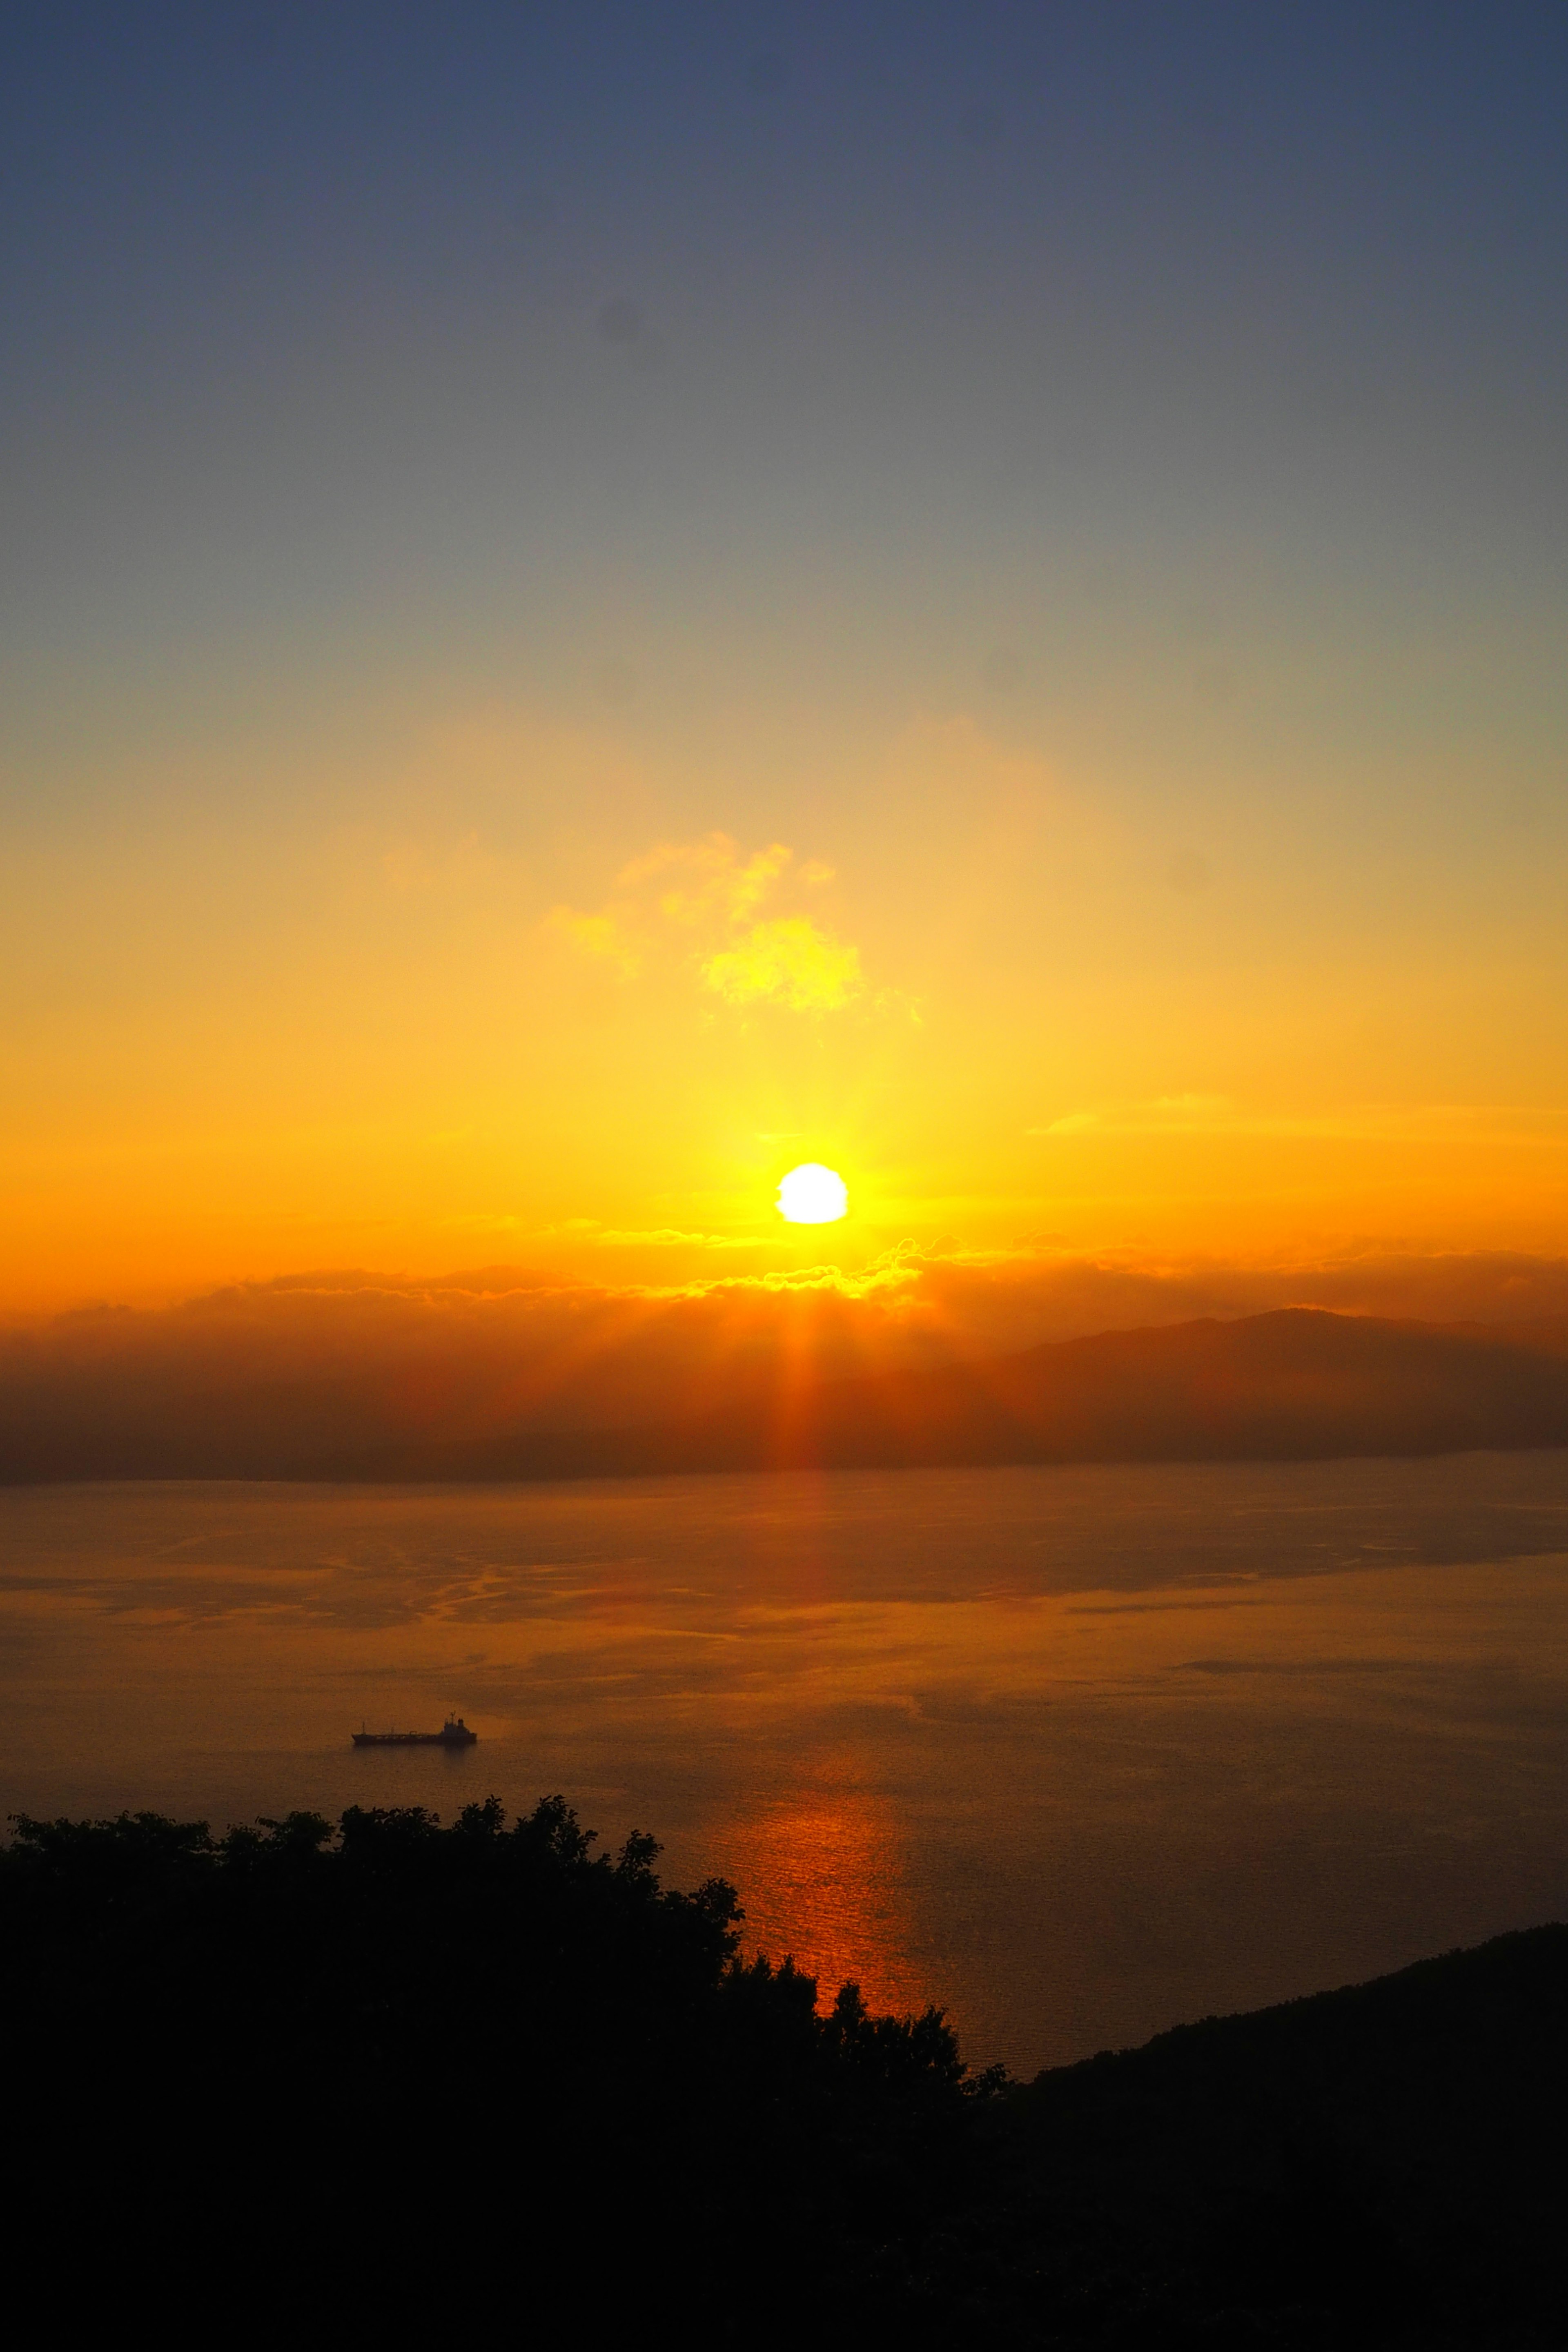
[4,1457,1568,2073]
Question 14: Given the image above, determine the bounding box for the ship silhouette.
[352,1714,477,1748]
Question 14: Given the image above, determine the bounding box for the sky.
[4,1,1568,1323]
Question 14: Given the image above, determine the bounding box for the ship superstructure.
[352,1715,478,1748]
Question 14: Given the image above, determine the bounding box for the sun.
[776,1163,849,1224]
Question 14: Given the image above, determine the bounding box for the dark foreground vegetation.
[5,1800,1564,2345]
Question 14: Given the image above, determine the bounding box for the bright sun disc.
[776,1163,849,1224]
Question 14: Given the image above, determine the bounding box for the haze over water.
[7,1454,1568,2076]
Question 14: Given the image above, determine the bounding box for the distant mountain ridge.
[6,1305,1568,1483]
[317,1306,1568,1481]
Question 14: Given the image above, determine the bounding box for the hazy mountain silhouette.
[5,1305,1568,1481]
[306,1308,1568,1482]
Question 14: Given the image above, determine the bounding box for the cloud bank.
[6,1247,1568,1482]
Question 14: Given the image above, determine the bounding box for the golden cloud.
[619,833,802,927]
[1024,1096,1568,1143]
[552,834,867,1013]
[700,916,864,1011]
[545,906,641,975]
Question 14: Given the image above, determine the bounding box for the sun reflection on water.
[710,1786,926,2017]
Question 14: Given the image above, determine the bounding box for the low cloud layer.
[5,1247,1568,1482]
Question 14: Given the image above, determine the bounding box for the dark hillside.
[4,1801,1566,2341]
[953,1923,1568,2344]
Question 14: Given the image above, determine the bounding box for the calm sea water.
[4,1456,1568,2076]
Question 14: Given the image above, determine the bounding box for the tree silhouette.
[2,1796,983,2329]
[6,1800,1566,2342]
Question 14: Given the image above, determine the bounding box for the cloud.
[590,1228,768,1250]
[701,916,864,1012]
[1027,1097,1568,1143]
[546,906,641,974]
[618,833,799,927]
[1032,1111,1100,1136]
[8,1247,1568,1480]
[9,1246,1568,1481]
[552,832,869,1013]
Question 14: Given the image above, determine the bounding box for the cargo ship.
[352,1715,478,1748]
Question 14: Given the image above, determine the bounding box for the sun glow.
[777,1163,849,1224]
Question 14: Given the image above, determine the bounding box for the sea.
[4,1452,1568,2078]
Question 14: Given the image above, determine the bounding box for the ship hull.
[351,1730,478,1748]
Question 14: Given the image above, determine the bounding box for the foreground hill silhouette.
[4,1799,1564,2343]
[7,1305,1568,1480]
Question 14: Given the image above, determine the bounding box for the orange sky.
[5,695,1566,1315]
[5,13,1566,1320]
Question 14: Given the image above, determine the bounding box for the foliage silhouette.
[2,1796,986,2328]
[5,1800,1566,2343]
